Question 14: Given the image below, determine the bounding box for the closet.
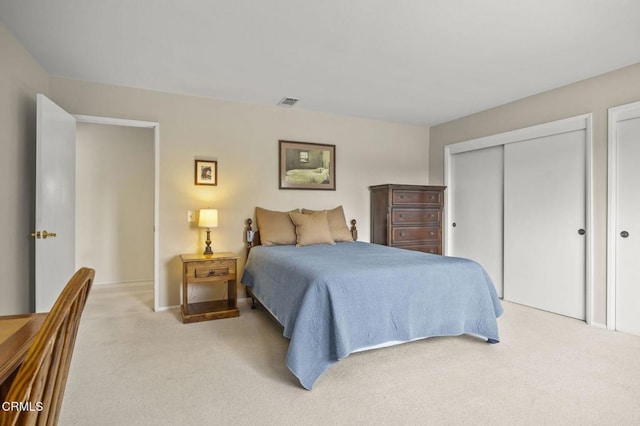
[446,115,590,320]
[448,146,504,297]
[608,101,640,336]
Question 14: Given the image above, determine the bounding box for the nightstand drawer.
[186,259,236,281]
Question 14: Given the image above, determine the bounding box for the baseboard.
[94,278,153,286]
[154,305,179,312]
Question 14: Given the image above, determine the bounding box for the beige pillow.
[255,207,299,246]
[302,205,353,242]
[289,211,336,247]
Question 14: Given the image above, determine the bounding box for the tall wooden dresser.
[369,184,446,254]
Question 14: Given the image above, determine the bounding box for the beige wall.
[76,123,154,285]
[0,23,49,314]
[49,77,430,309]
[429,63,640,326]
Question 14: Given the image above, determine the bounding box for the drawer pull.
[399,232,405,237]
[195,268,229,278]
[429,232,435,236]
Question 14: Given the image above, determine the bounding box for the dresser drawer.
[391,227,441,244]
[185,259,236,282]
[393,243,441,255]
[392,190,442,206]
[391,208,441,225]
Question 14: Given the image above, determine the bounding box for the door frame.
[607,101,640,330]
[74,114,161,312]
[444,114,594,324]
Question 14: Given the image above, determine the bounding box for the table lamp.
[198,208,218,255]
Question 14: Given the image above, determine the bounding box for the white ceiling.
[1,0,639,126]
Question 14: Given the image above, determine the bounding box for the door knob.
[578,229,586,235]
[621,231,629,238]
[452,222,457,227]
[42,230,57,239]
[31,230,57,239]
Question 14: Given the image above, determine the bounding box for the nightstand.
[179,252,239,323]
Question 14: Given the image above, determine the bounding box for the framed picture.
[194,160,217,186]
[279,140,335,190]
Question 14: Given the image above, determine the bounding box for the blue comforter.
[241,242,503,389]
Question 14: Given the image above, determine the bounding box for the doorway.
[74,115,160,311]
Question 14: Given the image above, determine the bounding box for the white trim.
[74,114,162,312]
[153,305,179,312]
[607,100,640,331]
[74,114,158,129]
[93,278,154,286]
[585,115,594,326]
[444,114,594,325]
[589,321,608,330]
[445,114,591,155]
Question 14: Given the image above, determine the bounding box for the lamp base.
[203,229,213,255]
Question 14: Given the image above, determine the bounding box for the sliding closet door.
[614,113,640,335]
[503,130,586,319]
[449,146,504,297]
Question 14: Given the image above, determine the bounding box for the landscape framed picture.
[194,160,217,186]
[279,140,336,190]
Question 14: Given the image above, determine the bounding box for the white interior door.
[449,146,504,297]
[504,130,586,319]
[35,94,76,312]
[614,114,640,335]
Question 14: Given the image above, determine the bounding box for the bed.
[241,207,503,390]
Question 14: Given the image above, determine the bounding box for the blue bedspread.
[241,242,503,390]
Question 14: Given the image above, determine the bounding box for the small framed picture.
[195,160,217,186]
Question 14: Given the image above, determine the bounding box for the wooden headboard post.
[246,218,256,249]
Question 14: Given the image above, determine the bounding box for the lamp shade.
[198,209,218,228]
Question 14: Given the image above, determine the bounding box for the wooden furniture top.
[0,314,47,386]
[180,252,239,262]
[368,184,447,191]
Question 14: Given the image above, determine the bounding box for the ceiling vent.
[278,97,299,107]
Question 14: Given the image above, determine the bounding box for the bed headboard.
[246,217,358,249]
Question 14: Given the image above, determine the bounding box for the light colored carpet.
[59,281,640,425]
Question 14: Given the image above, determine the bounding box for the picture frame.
[194,160,217,186]
[279,140,336,190]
